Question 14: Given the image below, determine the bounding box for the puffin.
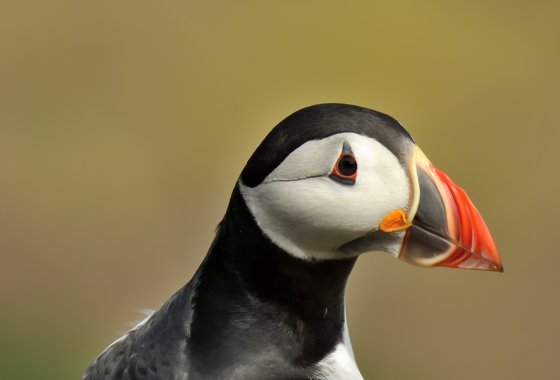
[82,104,502,380]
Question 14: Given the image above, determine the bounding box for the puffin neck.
[188,185,357,370]
[222,185,357,317]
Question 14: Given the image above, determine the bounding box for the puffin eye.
[330,153,358,185]
[337,155,357,176]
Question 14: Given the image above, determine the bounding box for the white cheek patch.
[240,133,410,260]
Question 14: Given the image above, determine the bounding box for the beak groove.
[400,148,503,272]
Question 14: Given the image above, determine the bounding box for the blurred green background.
[1,1,559,379]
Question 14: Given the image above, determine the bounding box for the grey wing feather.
[82,279,196,380]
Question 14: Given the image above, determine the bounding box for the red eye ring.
[330,153,358,185]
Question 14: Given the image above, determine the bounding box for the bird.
[82,103,502,380]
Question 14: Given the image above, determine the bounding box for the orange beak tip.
[400,149,503,273]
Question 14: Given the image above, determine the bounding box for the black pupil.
[338,155,357,176]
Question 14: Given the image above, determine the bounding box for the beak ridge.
[432,166,502,272]
[400,148,503,272]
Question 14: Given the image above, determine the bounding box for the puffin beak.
[397,147,503,272]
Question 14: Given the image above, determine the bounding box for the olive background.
[1,1,559,379]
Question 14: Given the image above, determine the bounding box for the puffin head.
[239,104,502,272]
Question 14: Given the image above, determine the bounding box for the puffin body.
[83,104,502,380]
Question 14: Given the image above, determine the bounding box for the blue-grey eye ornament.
[330,141,358,185]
